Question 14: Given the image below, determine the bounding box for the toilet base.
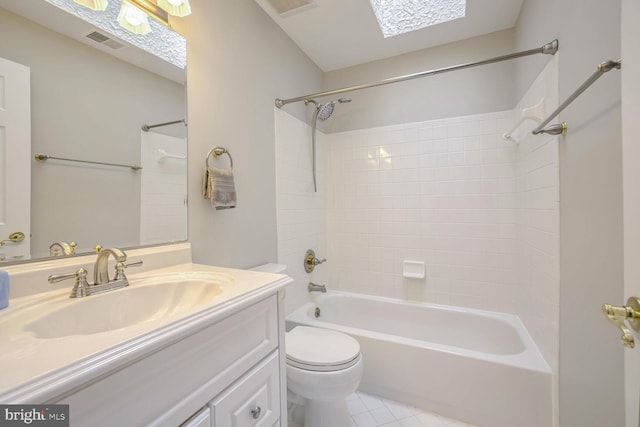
[304,398,351,427]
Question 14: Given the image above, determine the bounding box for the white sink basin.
[24,272,230,339]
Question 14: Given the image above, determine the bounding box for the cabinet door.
[181,407,211,427]
[212,352,280,427]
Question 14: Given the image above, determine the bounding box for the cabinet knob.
[251,406,261,420]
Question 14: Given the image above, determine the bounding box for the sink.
[25,272,230,339]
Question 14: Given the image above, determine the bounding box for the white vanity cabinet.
[56,293,286,427]
[210,352,280,426]
[181,407,211,427]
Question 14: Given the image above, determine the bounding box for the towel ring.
[206,147,233,169]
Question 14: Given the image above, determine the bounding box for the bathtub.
[286,291,552,427]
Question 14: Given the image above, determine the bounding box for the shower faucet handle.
[304,249,326,273]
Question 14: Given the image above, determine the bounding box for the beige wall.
[175,0,322,269]
[515,1,624,426]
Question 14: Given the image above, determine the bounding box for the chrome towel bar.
[142,119,186,132]
[206,146,233,169]
[532,59,621,136]
[34,153,142,171]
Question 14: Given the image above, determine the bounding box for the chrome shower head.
[316,98,351,122]
[304,96,353,193]
[317,102,335,121]
[311,97,352,122]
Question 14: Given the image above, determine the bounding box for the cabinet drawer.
[212,352,280,427]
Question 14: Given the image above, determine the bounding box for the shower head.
[307,97,352,122]
[304,96,353,193]
[317,102,335,121]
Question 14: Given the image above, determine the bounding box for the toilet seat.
[286,326,361,372]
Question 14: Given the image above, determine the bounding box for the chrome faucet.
[48,247,142,298]
[49,241,76,256]
[308,282,327,293]
[94,247,127,285]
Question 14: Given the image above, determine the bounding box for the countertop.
[0,262,291,403]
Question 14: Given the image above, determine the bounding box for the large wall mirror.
[0,0,187,264]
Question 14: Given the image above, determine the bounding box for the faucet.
[308,282,327,293]
[94,247,127,285]
[49,241,76,256]
[48,247,142,298]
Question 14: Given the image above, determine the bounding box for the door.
[0,57,30,262]
[622,0,640,425]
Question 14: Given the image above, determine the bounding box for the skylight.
[369,0,467,38]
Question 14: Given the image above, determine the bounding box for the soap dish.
[403,260,425,279]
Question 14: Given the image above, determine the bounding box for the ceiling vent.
[266,0,317,17]
[85,31,125,50]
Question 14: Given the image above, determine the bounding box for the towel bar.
[206,147,233,169]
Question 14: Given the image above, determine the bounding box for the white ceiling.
[255,0,524,72]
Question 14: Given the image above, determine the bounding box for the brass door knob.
[602,296,640,348]
[0,232,25,246]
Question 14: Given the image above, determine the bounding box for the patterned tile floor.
[289,391,476,427]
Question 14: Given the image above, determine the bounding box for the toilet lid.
[286,326,361,371]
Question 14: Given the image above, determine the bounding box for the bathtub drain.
[314,307,320,318]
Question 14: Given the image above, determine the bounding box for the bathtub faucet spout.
[308,282,327,293]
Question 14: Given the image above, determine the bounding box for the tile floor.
[289,391,476,427]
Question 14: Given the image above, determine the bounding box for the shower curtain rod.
[275,39,559,108]
[531,59,621,135]
[141,119,186,132]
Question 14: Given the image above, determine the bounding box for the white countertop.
[0,261,291,403]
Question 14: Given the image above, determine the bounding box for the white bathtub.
[286,292,552,427]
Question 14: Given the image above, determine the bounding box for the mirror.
[0,0,187,263]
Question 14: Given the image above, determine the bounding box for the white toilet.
[249,263,363,427]
[286,326,363,427]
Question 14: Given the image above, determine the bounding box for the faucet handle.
[49,267,91,298]
[304,249,327,273]
[114,259,143,281]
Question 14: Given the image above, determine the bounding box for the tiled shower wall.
[513,58,560,374]
[275,58,559,370]
[275,108,328,316]
[326,113,520,312]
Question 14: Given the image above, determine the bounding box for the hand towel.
[202,166,237,210]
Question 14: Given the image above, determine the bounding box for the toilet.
[286,326,363,427]
[249,263,363,427]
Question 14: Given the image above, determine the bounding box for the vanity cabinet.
[180,407,211,427]
[210,352,280,426]
[56,294,285,427]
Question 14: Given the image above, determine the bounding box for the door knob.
[602,296,640,348]
[0,232,25,246]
